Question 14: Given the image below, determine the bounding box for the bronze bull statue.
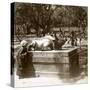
[27,34,67,51]
[27,34,55,51]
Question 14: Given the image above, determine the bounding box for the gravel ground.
[14,73,88,88]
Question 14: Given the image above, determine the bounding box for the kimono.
[16,46,35,78]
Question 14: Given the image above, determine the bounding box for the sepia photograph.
[11,2,88,87]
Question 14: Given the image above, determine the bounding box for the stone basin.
[27,47,80,78]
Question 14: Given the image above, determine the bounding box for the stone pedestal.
[28,47,79,78]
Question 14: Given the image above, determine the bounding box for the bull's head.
[27,41,36,51]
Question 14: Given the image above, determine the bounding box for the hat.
[20,40,28,47]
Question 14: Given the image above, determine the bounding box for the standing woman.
[16,40,35,79]
[71,31,75,46]
[16,40,28,78]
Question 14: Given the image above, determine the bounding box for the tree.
[15,3,59,36]
[15,3,87,39]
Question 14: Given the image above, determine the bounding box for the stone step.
[35,71,71,78]
[32,57,70,63]
[33,63,70,72]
